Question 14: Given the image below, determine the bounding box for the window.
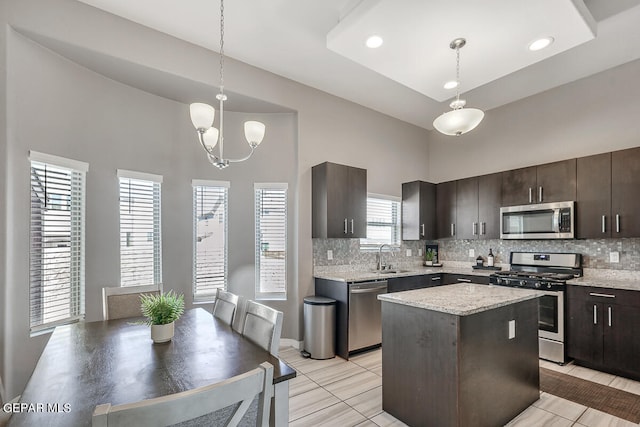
[118,170,162,287]
[192,180,229,302]
[255,183,287,300]
[360,194,401,249]
[29,151,88,333]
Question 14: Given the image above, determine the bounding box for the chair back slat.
[241,301,283,356]
[212,289,239,326]
[92,362,273,427]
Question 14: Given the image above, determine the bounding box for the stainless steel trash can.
[303,296,336,360]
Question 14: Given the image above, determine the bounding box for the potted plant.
[424,248,437,266]
[140,290,185,343]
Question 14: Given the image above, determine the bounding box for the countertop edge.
[378,284,541,316]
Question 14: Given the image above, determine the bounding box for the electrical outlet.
[469,249,475,258]
[327,250,333,261]
[418,248,423,257]
[610,251,620,263]
[406,249,412,257]
[508,320,516,339]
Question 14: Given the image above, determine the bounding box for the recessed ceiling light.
[365,35,383,49]
[528,37,554,51]
[443,80,458,90]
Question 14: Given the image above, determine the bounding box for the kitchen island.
[378,284,540,427]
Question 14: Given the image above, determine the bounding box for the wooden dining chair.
[212,288,239,326]
[92,362,273,427]
[241,301,283,356]
[102,283,162,320]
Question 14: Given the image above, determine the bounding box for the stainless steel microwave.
[500,201,575,239]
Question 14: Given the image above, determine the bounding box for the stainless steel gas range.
[490,252,582,364]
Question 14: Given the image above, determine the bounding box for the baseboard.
[280,338,301,349]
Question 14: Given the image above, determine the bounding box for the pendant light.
[433,38,484,136]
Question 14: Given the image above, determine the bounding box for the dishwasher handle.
[350,286,387,294]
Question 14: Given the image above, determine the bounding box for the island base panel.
[382,299,539,427]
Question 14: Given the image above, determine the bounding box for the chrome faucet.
[377,244,395,270]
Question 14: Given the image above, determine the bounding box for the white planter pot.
[151,322,174,343]
[425,261,433,266]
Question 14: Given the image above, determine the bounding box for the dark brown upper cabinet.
[436,181,457,239]
[577,153,612,238]
[611,147,640,237]
[312,162,367,238]
[455,173,502,240]
[402,181,436,240]
[502,159,576,206]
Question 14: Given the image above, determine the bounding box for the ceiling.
[74,0,640,130]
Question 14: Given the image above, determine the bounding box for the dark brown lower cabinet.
[567,285,640,380]
[387,274,441,293]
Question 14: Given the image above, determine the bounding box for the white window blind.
[360,194,401,248]
[192,180,229,301]
[255,183,287,300]
[29,156,87,333]
[118,172,162,287]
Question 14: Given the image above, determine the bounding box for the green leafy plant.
[425,248,437,262]
[140,290,185,326]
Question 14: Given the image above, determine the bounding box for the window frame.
[192,179,230,303]
[117,169,163,287]
[29,151,88,334]
[254,182,288,301]
[360,193,402,251]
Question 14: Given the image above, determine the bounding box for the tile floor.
[278,346,640,427]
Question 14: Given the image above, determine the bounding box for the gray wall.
[0,0,8,398]
[1,0,431,397]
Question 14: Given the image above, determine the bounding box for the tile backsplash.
[313,238,640,271]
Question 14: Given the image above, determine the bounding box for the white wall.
[427,59,640,183]
[1,0,431,397]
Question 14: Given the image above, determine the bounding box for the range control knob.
[547,283,552,289]
[503,279,510,285]
[519,280,527,287]
[496,278,502,284]
[534,282,541,289]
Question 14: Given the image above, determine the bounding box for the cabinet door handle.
[457,278,472,283]
[431,276,440,281]
[472,222,477,235]
[602,215,606,233]
[451,223,455,237]
[528,187,533,204]
[589,292,615,298]
[538,186,543,203]
[481,222,486,235]
[616,214,620,233]
[344,218,348,234]
[608,306,612,327]
[350,219,354,234]
[593,305,597,325]
[420,224,425,237]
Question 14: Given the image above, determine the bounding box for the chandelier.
[433,38,484,136]
[189,0,265,169]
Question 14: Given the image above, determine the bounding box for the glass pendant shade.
[244,121,266,146]
[433,108,484,136]
[190,103,215,130]
[203,127,219,149]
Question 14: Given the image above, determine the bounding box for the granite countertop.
[313,265,498,282]
[378,283,541,316]
[568,276,640,292]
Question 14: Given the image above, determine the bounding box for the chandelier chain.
[219,0,225,93]
[455,46,461,103]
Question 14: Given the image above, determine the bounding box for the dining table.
[7,307,296,426]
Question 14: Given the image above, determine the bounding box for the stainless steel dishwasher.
[348,280,387,352]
